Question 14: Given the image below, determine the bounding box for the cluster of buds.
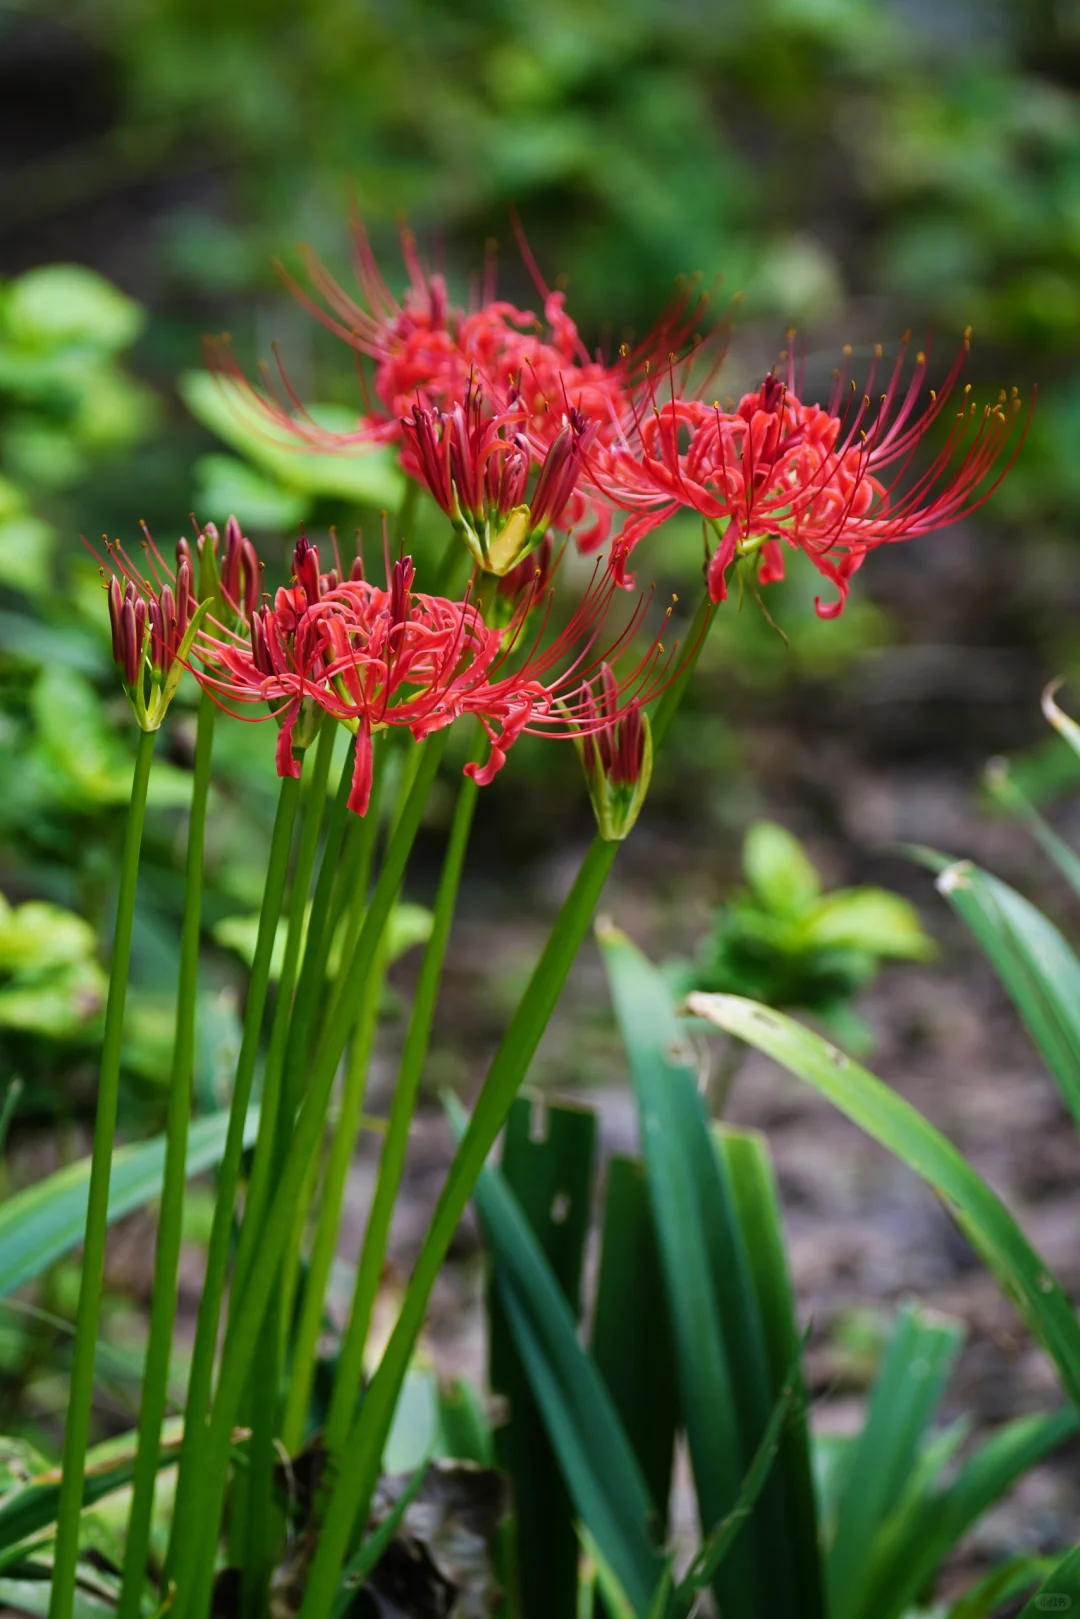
[571,664,653,842]
[402,385,593,577]
[104,538,209,731]
[177,513,260,625]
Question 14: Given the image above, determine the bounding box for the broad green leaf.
[744,821,820,916]
[688,996,1080,1410]
[490,1097,597,1619]
[600,925,795,1619]
[803,888,934,960]
[0,898,97,973]
[0,959,106,1039]
[0,516,54,597]
[179,371,405,508]
[826,1302,964,1619]
[0,1107,259,1297]
[4,265,144,353]
[30,668,191,809]
[458,1096,664,1615]
[192,453,308,531]
[934,859,1080,1131]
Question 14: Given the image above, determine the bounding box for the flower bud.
[574,666,653,841]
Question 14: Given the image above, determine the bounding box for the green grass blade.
[599,925,792,1619]
[329,1455,432,1619]
[591,1156,678,1532]
[1018,1544,1080,1616]
[717,1127,825,1619]
[933,858,1080,1130]
[0,1430,182,1562]
[667,1358,801,1619]
[855,1406,1077,1619]
[985,760,1080,900]
[946,1555,1055,1618]
[826,1302,964,1619]
[0,1107,258,1298]
[489,1097,597,1619]
[461,1097,664,1614]
[689,995,1080,1410]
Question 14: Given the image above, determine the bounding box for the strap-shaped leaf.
[0,1427,183,1565]
[1018,1544,1080,1616]
[718,1127,825,1619]
[932,858,1080,1129]
[827,1302,963,1619]
[688,996,1080,1410]
[855,1406,1077,1619]
[0,1107,259,1298]
[600,926,798,1619]
[489,1097,597,1619]
[591,1155,679,1532]
[456,1097,664,1613]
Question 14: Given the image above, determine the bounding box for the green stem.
[238,722,336,1619]
[172,732,447,1619]
[300,836,619,1618]
[278,735,411,1451]
[279,735,362,1096]
[165,768,302,1583]
[49,726,157,1619]
[297,592,719,1618]
[118,698,215,1619]
[232,721,336,1305]
[280,937,388,1451]
[322,763,480,1461]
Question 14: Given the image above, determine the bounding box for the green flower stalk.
[116,691,216,1619]
[48,726,157,1619]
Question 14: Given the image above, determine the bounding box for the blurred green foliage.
[670,819,934,1051]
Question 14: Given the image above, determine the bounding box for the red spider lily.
[590,335,1031,616]
[192,544,506,812]
[192,545,683,814]
[401,385,595,574]
[201,220,719,569]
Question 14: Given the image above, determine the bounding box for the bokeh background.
[5,0,1080,1579]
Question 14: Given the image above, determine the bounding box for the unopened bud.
[574,669,653,841]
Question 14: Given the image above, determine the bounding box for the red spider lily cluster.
[210,220,1028,623]
[98,524,677,818]
[96,221,1028,824]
